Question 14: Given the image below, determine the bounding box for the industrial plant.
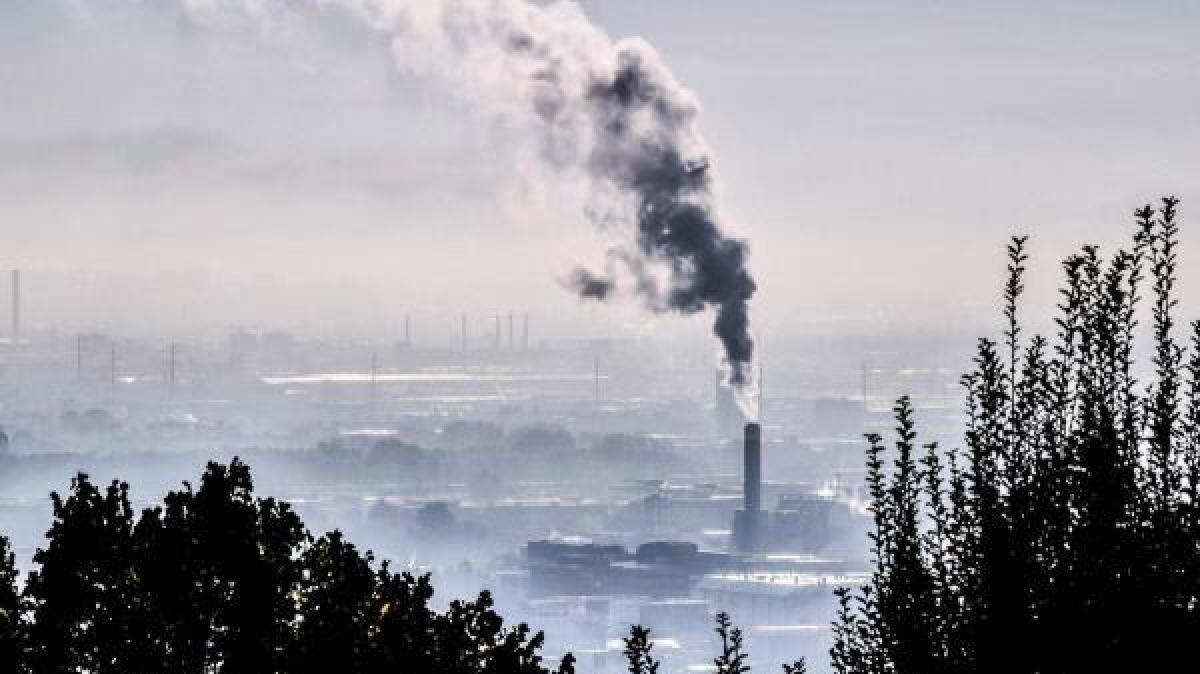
[0,261,971,672]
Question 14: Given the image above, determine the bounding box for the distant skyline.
[1,0,1197,340]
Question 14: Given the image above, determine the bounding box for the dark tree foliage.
[713,611,750,674]
[4,459,571,674]
[623,624,660,674]
[0,537,23,671]
[1,460,812,673]
[832,197,1200,674]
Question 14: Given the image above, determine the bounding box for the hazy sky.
[1,0,1198,341]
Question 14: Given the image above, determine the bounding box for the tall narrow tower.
[10,269,19,346]
[743,422,761,512]
[733,422,766,554]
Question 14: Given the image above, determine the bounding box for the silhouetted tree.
[623,624,660,674]
[24,475,150,674]
[832,197,1200,674]
[781,660,807,674]
[1,459,579,674]
[290,531,375,673]
[713,611,750,674]
[0,536,23,671]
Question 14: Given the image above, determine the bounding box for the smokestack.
[522,313,529,351]
[743,422,761,512]
[405,314,411,347]
[461,314,467,352]
[10,269,18,347]
[733,422,765,554]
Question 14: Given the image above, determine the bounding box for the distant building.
[770,494,864,553]
[524,539,734,598]
[695,572,867,626]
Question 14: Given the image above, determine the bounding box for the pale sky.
[1,0,1198,341]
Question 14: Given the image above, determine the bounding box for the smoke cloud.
[170,0,759,405]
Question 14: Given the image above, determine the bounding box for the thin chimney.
[10,269,19,346]
[743,422,762,512]
[733,422,765,554]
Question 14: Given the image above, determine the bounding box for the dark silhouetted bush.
[832,197,1200,674]
[2,459,574,674]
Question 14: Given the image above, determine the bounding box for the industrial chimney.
[733,422,766,554]
[10,269,18,347]
[743,422,761,512]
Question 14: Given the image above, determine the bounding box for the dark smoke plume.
[177,0,759,401]
[568,47,757,386]
[567,268,614,300]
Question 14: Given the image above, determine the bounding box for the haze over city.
[1,2,1198,673]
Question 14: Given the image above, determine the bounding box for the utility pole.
[369,350,378,409]
[594,357,600,402]
[10,269,19,347]
[861,360,870,412]
[405,314,411,347]
[168,342,177,400]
